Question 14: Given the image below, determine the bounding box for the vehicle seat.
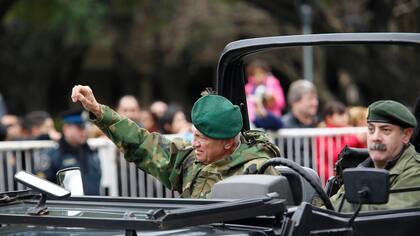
[210,175,295,205]
[276,166,322,205]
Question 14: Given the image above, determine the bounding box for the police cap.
[61,108,87,128]
[191,95,243,139]
[367,100,417,128]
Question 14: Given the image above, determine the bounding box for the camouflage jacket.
[330,144,420,212]
[94,105,279,198]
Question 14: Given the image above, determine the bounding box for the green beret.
[367,100,417,128]
[191,95,243,139]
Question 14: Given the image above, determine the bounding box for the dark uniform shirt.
[37,137,102,195]
[281,112,318,129]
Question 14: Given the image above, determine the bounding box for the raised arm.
[70,85,190,191]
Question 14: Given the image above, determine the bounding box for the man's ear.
[223,139,234,150]
[402,127,414,144]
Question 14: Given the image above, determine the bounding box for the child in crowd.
[316,101,366,185]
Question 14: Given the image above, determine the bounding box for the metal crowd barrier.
[0,127,366,196]
[0,138,175,198]
[270,127,367,184]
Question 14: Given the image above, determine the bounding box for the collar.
[201,143,254,171]
[289,112,317,128]
[383,144,409,170]
[232,140,241,153]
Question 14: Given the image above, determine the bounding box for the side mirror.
[14,171,71,215]
[14,171,70,199]
[56,167,84,196]
[343,168,389,204]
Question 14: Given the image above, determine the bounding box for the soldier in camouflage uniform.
[330,100,420,212]
[71,85,280,198]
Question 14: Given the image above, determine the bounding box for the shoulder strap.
[242,130,281,157]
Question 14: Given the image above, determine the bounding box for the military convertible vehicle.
[1,32,420,235]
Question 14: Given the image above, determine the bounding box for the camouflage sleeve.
[93,105,191,190]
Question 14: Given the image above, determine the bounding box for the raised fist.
[71,85,102,118]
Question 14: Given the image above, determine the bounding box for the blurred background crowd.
[0,96,193,142]
[0,58,370,142]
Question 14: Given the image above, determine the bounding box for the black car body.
[1,32,420,235]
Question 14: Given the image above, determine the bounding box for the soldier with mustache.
[330,100,420,212]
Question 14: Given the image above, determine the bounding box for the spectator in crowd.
[1,114,23,140]
[23,111,61,141]
[280,80,319,164]
[252,95,284,131]
[139,110,159,133]
[281,79,319,128]
[347,105,368,145]
[245,59,286,129]
[71,85,280,198]
[0,93,6,118]
[317,101,350,128]
[116,95,142,125]
[1,114,23,189]
[150,100,168,119]
[36,109,101,195]
[88,94,143,139]
[330,100,420,212]
[0,123,6,141]
[348,106,368,127]
[316,101,366,185]
[159,104,193,141]
[0,123,12,190]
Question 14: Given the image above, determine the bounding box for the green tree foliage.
[0,0,107,114]
[3,0,106,46]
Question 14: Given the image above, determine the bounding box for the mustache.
[369,143,387,151]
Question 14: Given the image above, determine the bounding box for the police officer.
[36,109,101,195]
[330,100,420,212]
[71,85,279,198]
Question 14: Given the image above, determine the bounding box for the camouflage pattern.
[330,144,420,212]
[94,105,279,198]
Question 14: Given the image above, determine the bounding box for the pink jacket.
[245,75,286,122]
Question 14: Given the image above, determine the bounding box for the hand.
[71,85,102,118]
